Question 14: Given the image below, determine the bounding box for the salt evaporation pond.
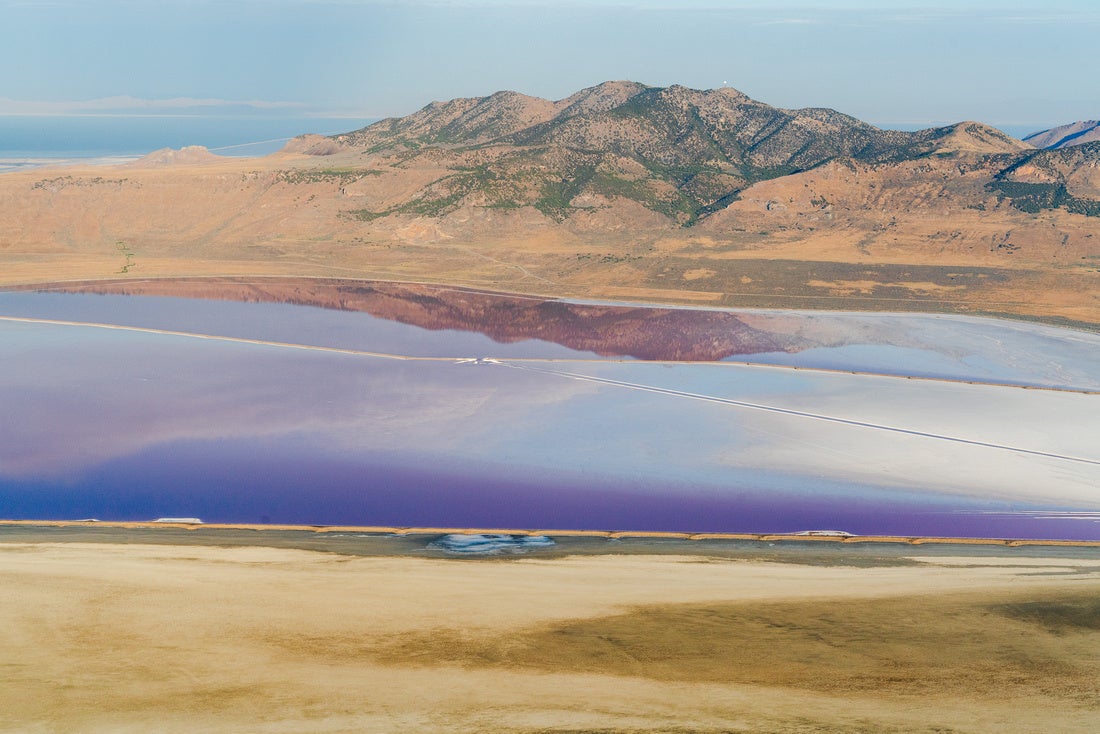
[1,280,1098,539]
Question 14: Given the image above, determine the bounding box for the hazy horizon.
[4,0,1096,133]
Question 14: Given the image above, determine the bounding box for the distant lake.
[0,115,373,171]
[2,281,1098,539]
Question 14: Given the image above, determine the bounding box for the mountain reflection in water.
[18,277,803,361]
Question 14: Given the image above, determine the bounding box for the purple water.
[3,435,1091,539]
[2,290,1098,539]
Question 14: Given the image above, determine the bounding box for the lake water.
[2,282,1098,539]
[0,115,373,172]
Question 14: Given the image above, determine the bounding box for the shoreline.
[3,519,1099,548]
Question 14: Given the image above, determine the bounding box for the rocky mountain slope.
[291,81,1034,226]
[1024,120,1100,149]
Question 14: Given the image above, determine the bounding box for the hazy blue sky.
[2,0,1096,131]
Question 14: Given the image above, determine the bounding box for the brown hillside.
[0,82,1097,326]
[1025,120,1100,149]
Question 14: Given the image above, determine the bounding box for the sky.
[2,0,1097,133]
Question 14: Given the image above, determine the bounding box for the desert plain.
[1,530,1099,733]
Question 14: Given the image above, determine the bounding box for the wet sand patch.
[365,590,1100,701]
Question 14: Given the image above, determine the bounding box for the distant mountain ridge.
[290,81,1033,225]
[1025,121,1100,149]
[331,81,1028,162]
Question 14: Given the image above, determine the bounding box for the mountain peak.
[555,80,650,117]
[337,88,559,148]
[920,121,1032,155]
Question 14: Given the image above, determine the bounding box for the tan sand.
[2,540,1099,733]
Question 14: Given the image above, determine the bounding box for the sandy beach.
[2,532,1099,733]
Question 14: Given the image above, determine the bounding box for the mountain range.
[1,81,1097,327]
[286,81,1050,225]
[281,81,1100,228]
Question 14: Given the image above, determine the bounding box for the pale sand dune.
[2,541,1100,732]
